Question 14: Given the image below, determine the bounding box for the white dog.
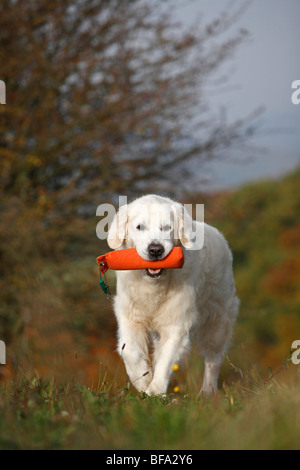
[107,194,239,395]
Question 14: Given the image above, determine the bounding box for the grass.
[1,356,300,450]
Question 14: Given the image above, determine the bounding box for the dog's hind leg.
[199,296,239,395]
[200,355,223,395]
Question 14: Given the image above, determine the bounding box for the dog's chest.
[127,280,170,321]
[132,284,166,307]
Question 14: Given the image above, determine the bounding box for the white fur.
[107,194,239,395]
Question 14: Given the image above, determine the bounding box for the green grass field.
[1,355,300,450]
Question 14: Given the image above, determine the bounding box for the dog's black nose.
[148,243,165,259]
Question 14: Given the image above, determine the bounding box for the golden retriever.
[107,194,239,395]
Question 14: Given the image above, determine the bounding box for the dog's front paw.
[131,370,153,393]
[145,380,167,396]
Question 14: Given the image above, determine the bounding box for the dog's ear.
[107,204,128,249]
[173,203,196,249]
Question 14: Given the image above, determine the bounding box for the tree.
[0,0,259,212]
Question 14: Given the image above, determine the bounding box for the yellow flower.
[173,386,179,393]
[172,364,179,371]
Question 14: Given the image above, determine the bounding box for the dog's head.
[107,195,195,278]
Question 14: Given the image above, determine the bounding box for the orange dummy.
[97,247,184,274]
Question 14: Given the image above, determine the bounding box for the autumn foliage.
[0,0,258,209]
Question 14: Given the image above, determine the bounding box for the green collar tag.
[99,279,109,295]
[98,267,111,299]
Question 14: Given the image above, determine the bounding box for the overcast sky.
[173,0,300,190]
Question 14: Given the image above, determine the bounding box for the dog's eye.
[161,225,172,231]
[136,224,145,231]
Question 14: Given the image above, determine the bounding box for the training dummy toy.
[96,247,184,297]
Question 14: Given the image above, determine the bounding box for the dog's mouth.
[145,268,163,278]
